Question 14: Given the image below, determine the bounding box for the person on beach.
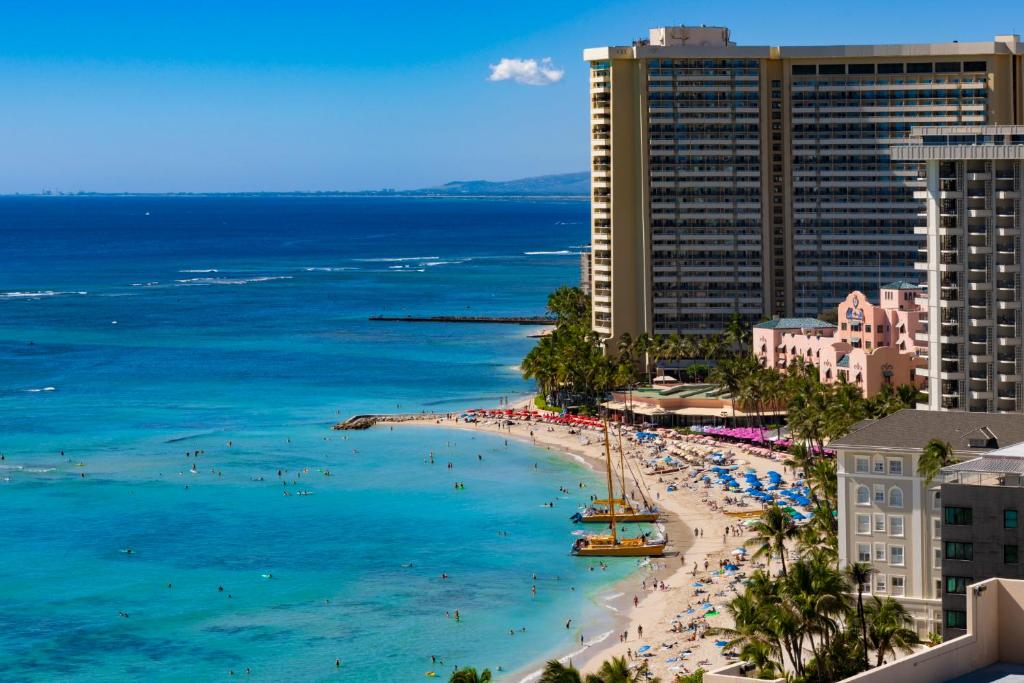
[633,595,639,607]
[565,619,572,629]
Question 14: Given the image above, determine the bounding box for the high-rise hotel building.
[584,26,1023,344]
[893,126,1024,412]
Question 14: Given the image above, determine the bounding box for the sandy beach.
[390,402,793,682]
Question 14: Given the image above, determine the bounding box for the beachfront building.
[752,285,927,397]
[706,577,1024,683]
[584,25,1024,345]
[602,383,781,427]
[938,442,1024,639]
[832,410,1024,636]
[892,126,1024,412]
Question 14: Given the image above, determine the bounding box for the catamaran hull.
[579,512,661,524]
[571,542,668,557]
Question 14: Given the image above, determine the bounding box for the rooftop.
[881,280,921,290]
[829,409,1024,452]
[948,663,1024,683]
[585,29,1023,61]
[754,317,836,330]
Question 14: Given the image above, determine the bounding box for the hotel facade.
[584,26,1024,345]
[892,126,1024,412]
[832,410,1024,637]
[752,282,927,397]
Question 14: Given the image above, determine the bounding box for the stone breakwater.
[332,413,442,430]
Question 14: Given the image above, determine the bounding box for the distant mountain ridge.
[419,172,589,196]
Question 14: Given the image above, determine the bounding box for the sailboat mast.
[617,426,627,507]
[603,419,616,543]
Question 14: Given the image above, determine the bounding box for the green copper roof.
[881,280,921,290]
[754,317,836,330]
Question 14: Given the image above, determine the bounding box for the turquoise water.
[0,197,633,682]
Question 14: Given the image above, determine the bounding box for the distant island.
[18,172,590,199]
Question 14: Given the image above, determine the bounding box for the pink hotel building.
[753,282,928,397]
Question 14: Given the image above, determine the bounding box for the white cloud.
[488,57,564,86]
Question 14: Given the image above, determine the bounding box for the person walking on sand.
[637,625,643,639]
[633,594,639,607]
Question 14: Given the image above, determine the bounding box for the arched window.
[888,487,904,508]
[856,486,870,505]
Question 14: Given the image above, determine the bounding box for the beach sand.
[394,404,790,682]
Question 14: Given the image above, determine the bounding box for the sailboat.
[571,420,668,557]
[572,426,661,524]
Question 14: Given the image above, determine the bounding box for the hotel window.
[873,458,885,474]
[888,487,904,508]
[945,576,971,594]
[945,507,973,525]
[933,518,941,538]
[933,491,941,511]
[890,545,905,566]
[934,547,942,566]
[874,514,886,533]
[875,543,887,562]
[888,459,903,476]
[857,514,871,534]
[945,610,967,629]
[874,485,885,504]
[891,576,905,596]
[857,543,871,562]
[945,541,973,561]
[875,574,887,593]
[890,516,905,537]
[1006,509,1018,529]
[856,486,870,505]
[1005,545,1019,564]
[855,457,869,474]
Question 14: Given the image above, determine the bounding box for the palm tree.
[918,438,955,486]
[724,313,751,355]
[865,596,920,667]
[844,562,876,671]
[592,656,659,683]
[746,505,799,575]
[633,333,653,383]
[450,667,492,683]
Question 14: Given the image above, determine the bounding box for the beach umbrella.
[637,645,651,654]
[732,548,747,555]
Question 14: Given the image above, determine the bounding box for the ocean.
[0,197,635,682]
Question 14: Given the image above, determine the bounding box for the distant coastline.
[3,171,590,200]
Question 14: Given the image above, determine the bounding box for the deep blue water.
[0,197,632,682]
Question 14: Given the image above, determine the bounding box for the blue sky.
[2,0,1022,192]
